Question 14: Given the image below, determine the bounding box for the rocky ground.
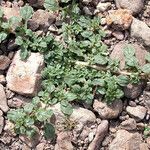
[0,0,150,150]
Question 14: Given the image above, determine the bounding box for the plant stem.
[75,61,147,78]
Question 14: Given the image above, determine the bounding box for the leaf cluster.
[7,97,55,139]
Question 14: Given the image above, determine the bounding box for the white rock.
[126,106,147,121]
[97,2,111,12]
[0,84,9,112]
[131,18,150,47]
[6,51,44,97]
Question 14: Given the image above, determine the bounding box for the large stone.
[131,18,150,47]
[28,9,56,32]
[6,51,44,97]
[126,106,147,121]
[0,56,11,71]
[93,99,123,119]
[88,120,109,150]
[106,9,133,30]
[49,103,96,132]
[110,42,148,70]
[0,84,9,112]
[109,130,142,150]
[123,82,146,99]
[115,0,144,15]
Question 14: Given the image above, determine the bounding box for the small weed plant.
[0,0,149,139]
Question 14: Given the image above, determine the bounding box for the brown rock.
[123,82,146,99]
[120,118,137,131]
[93,99,123,119]
[88,120,109,150]
[106,9,133,30]
[55,132,74,150]
[126,105,147,121]
[109,130,142,150]
[110,42,148,70]
[28,9,56,32]
[27,0,44,8]
[0,84,9,112]
[115,0,144,15]
[6,51,44,97]
[0,56,11,71]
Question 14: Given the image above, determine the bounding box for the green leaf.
[60,102,73,115]
[20,5,33,21]
[20,49,29,60]
[66,92,77,101]
[61,0,70,3]
[97,88,106,95]
[123,44,135,57]
[44,0,59,11]
[44,123,55,139]
[145,53,150,63]
[36,109,53,122]
[15,36,23,45]
[0,32,7,43]
[9,16,21,27]
[92,79,105,86]
[117,75,129,86]
[93,54,108,65]
[116,89,124,99]
[141,63,150,74]
[24,117,34,126]
[24,103,34,113]
[81,31,93,38]
[7,109,26,122]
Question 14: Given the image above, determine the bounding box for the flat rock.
[96,2,111,12]
[93,99,123,119]
[131,18,150,47]
[115,0,144,15]
[28,9,56,32]
[0,84,9,112]
[0,56,11,71]
[88,120,109,150]
[6,51,44,97]
[106,9,133,30]
[109,130,142,150]
[126,105,147,121]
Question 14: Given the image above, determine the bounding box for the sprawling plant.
[1,0,149,139]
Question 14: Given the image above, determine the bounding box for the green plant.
[6,0,150,140]
[7,97,55,139]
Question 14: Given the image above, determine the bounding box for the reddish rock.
[106,9,133,30]
[6,51,44,97]
[28,9,56,32]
